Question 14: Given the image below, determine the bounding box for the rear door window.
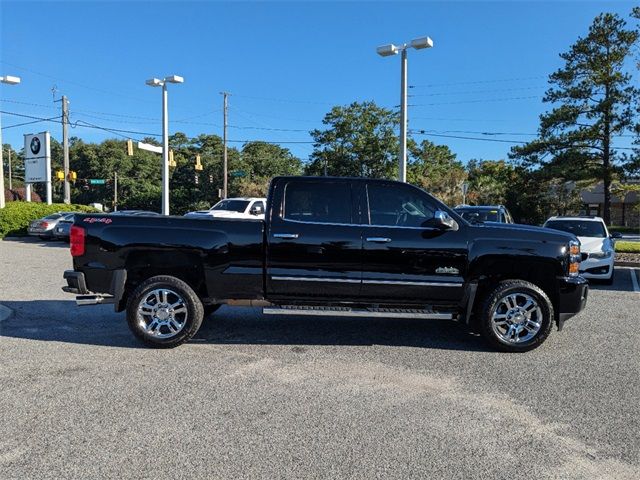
[284,181,352,224]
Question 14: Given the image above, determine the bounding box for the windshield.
[211,200,250,213]
[456,209,500,223]
[545,220,606,238]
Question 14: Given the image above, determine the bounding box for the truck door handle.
[366,237,392,243]
[273,233,299,239]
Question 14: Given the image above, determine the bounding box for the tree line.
[3,9,639,224]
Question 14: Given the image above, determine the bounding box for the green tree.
[510,12,640,224]
[466,160,516,205]
[407,140,466,205]
[231,141,303,197]
[306,101,399,178]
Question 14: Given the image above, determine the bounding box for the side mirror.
[250,205,264,215]
[610,231,623,239]
[424,210,458,231]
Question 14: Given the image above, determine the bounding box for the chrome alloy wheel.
[491,292,543,344]
[137,288,188,338]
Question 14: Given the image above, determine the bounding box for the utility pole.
[62,96,70,204]
[399,49,408,183]
[7,148,11,190]
[113,171,118,211]
[221,92,229,199]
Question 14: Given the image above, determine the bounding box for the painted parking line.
[630,269,640,293]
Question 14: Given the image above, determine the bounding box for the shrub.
[0,202,98,238]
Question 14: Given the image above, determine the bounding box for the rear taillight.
[70,225,85,256]
[41,222,49,229]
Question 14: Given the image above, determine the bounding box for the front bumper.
[579,256,614,279]
[556,275,588,330]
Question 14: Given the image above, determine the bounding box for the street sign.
[230,170,246,178]
[89,179,106,185]
[137,141,163,154]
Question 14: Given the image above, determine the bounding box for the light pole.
[146,75,184,215]
[377,36,433,183]
[0,75,21,209]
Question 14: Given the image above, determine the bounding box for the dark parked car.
[53,213,77,241]
[63,176,587,352]
[454,205,514,224]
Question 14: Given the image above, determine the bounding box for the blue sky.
[1,1,637,165]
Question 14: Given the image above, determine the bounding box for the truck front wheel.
[479,280,554,352]
[126,275,204,348]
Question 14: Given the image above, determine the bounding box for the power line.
[0,60,154,104]
[410,129,638,149]
[411,96,541,107]
[409,86,545,97]
[410,75,547,88]
[232,93,337,106]
[1,115,62,130]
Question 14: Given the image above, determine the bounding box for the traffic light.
[169,149,176,167]
[208,174,213,183]
[194,174,199,185]
[127,139,134,156]
[195,154,203,171]
[67,171,77,183]
[56,170,65,181]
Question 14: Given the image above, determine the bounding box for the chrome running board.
[263,305,453,320]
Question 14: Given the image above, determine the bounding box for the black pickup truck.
[63,176,588,352]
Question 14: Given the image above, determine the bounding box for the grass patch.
[615,241,640,253]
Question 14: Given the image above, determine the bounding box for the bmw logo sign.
[30,137,41,155]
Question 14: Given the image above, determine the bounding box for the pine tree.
[511,13,639,224]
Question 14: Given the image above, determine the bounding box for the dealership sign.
[24,132,51,183]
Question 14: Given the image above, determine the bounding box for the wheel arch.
[466,255,562,327]
[116,249,208,312]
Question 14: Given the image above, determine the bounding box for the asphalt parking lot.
[1,238,639,480]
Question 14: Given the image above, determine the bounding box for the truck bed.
[73,213,265,306]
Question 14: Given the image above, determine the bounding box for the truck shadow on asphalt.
[0,300,491,352]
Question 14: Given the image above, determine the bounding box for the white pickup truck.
[184,197,266,220]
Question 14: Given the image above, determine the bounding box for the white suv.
[543,216,621,284]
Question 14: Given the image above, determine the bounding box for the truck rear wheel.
[126,275,204,348]
[479,280,553,352]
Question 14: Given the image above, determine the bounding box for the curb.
[0,304,13,323]
[615,261,640,268]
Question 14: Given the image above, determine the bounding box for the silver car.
[28,212,75,240]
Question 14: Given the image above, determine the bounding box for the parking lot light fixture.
[0,74,22,209]
[145,75,184,215]
[376,36,433,183]
[0,75,21,85]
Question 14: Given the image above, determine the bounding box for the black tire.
[203,304,221,318]
[126,275,204,348]
[479,280,554,353]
